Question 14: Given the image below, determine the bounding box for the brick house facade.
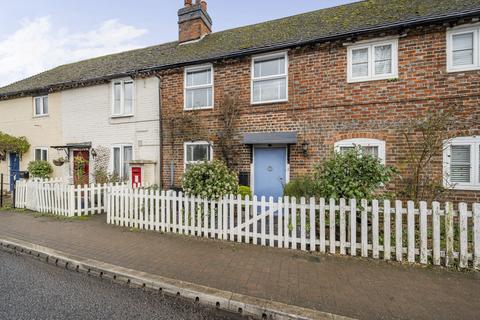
[1,0,480,203]
[159,13,480,202]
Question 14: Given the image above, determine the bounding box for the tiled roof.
[1,0,480,98]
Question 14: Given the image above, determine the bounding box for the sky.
[0,0,359,87]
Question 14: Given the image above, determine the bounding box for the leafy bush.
[238,185,252,199]
[182,160,238,200]
[28,161,53,179]
[283,176,317,198]
[314,148,397,200]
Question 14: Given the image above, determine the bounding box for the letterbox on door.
[131,167,142,187]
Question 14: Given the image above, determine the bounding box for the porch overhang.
[242,132,298,145]
[50,142,92,159]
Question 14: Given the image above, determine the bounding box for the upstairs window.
[34,147,48,161]
[334,138,386,164]
[347,39,398,82]
[184,141,212,171]
[443,137,480,190]
[112,145,133,180]
[184,65,213,110]
[34,96,48,117]
[447,26,479,72]
[252,52,288,104]
[112,79,134,117]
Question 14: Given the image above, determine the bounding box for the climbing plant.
[0,131,30,161]
[217,94,240,169]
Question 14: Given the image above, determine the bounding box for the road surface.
[0,250,247,320]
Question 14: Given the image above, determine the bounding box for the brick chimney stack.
[178,0,212,43]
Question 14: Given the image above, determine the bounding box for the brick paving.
[0,211,479,320]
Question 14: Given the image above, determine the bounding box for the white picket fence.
[107,188,480,270]
[15,179,131,216]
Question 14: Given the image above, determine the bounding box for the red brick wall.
[159,22,480,203]
[179,18,211,43]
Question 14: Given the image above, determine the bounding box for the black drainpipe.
[156,75,163,190]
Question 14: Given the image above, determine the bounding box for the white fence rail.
[15,179,130,216]
[107,188,480,270]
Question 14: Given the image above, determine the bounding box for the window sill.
[183,106,214,111]
[111,114,134,119]
[446,66,480,73]
[33,114,49,119]
[347,76,399,84]
[447,184,480,191]
[251,99,288,106]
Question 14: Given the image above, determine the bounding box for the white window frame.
[184,141,213,171]
[251,51,289,105]
[33,95,48,117]
[111,144,134,179]
[184,64,214,111]
[111,79,135,117]
[34,147,48,161]
[443,136,480,190]
[334,138,386,164]
[347,39,398,83]
[446,24,480,72]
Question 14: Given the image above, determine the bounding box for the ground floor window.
[443,136,480,190]
[34,147,48,161]
[112,145,133,180]
[334,138,386,164]
[184,141,212,171]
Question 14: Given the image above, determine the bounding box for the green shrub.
[28,160,53,179]
[238,185,252,199]
[182,160,238,200]
[314,148,397,200]
[283,176,317,198]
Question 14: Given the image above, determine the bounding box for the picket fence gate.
[107,187,480,270]
[15,179,132,216]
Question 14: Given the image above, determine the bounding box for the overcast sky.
[0,0,359,87]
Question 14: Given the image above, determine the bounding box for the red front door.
[73,150,90,185]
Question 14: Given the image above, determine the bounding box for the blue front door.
[9,152,19,192]
[254,147,287,199]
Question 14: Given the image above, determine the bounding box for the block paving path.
[0,211,479,320]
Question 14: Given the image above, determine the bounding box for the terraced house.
[1,0,480,202]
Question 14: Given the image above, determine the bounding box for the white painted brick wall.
[61,76,161,184]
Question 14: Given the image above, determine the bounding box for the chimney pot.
[184,0,192,6]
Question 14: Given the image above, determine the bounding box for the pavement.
[0,250,245,320]
[0,210,479,320]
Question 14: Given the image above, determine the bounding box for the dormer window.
[34,96,48,117]
[112,79,134,117]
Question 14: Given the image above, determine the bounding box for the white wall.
[0,93,64,191]
[61,76,161,184]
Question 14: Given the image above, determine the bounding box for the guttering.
[1,9,480,100]
[155,76,163,189]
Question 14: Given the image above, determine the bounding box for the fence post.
[445,202,454,267]
[474,203,480,270]
[432,202,441,266]
[12,179,16,209]
[459,203,468,268]
[0,173,3,208]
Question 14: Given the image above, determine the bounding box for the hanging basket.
[53,158,66,167]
